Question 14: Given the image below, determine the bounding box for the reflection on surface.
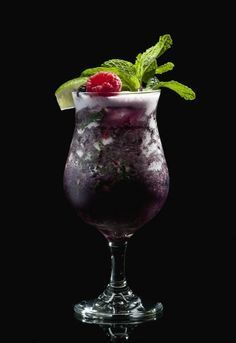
[100,323,136,342]
[74,305,163,342]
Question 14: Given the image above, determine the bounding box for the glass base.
[74,286,163,324]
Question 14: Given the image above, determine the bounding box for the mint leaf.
[142,60,157,83]
[154,80,196,100]
[134,34,173,82]
[134,53,142,80]
[81,67,119,76]
[102,59,140,91]
[102,59,134,73]
[155,62,174,74]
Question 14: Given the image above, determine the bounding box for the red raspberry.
[86,72,122,95]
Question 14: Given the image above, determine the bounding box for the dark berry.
[77,85,86,95]
[79,85,86,91]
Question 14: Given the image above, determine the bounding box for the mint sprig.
[146,77,196,100]
[134,34,173,82]
[156,81,196,100]
[77,34,196,100]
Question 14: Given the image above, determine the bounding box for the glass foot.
[74,286,163,324]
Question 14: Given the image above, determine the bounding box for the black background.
[13,3,234,342]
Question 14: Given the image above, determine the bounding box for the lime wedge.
[55,77,88,110]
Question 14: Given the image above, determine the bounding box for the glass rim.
[73,90,161,96]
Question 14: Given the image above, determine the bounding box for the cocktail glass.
[64,91,169,323]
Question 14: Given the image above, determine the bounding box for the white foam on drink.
[73,91,161,114]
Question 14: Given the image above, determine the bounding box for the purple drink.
[64,91,169,241]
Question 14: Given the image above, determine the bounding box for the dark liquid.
[66,177,168,240]
[64,97,169,241]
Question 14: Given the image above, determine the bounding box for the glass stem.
[108,241,128,290]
